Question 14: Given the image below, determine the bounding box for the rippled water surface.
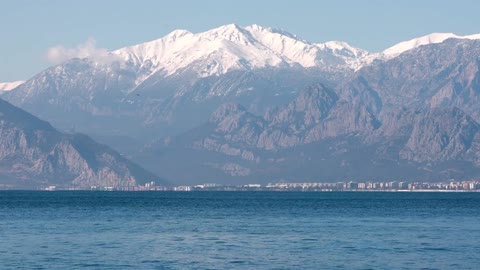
[1,191,479,269]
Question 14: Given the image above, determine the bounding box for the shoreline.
[1,189,480,193]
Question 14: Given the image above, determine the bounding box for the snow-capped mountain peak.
[381,32,480,58]
[114,24,288,78]
[82,26,480,89]
[112,24,370,81]
[320,41,369,58]
[202,23,254,43]
[167,29,192,38]
[247,24,304,42]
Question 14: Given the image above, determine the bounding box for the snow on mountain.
[116,25,480,81]
[113,24,369,80]
[317,41,370,70]
[246,24,369,70]
[320,41,369,58]
[114,24,287,79]
[244,24,320,68]
[381,33,480,59]
[465,34,480,39]
[9,25,480,103]
[0,81,24,92]
[53,25,480,85]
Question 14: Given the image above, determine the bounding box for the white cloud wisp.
[45,38,121,65]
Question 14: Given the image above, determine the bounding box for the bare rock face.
[399,108,480,162]
[0,98,162,189]
[265,84,338,130]
[157,77,480,183]
[208,103,266,147]
[199,84,380,152]
[3,60,330,142]
[342,39,480,121]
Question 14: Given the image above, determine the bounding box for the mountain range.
[3,24,480,186]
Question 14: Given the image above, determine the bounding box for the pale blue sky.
[1,0,479,81]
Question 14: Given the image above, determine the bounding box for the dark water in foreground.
[0,191,479,269]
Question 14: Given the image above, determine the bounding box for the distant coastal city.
[37,180,480,192]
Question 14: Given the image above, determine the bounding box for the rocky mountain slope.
[136,36,480,184]
[6,27,479,145]
[3,24,370,142]
[340,38,480,120]
[0,98,162,189]
[137,84,480,185]
[3,25,480,184]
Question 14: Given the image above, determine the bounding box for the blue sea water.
[0,191,479,269]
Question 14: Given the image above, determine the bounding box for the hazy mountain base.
[136,134,480,186]
[135,80,480,185]
[0,99,165,189]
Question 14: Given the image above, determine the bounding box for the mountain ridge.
[0,98,165,189]
[4,25,480,185]
[111,23,370,89]
[381,32,480,59]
